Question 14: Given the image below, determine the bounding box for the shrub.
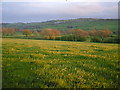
[103,36,120,43]
[56,35,87,42]
[60,35,73,41]
[44,36,50,40]
[76,36,87,42]
[90,37,102,42]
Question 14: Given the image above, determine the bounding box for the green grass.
[3,19,118,32]
[2,38,119,88]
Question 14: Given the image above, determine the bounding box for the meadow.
[2,38,119,88]
[3,19,118,32]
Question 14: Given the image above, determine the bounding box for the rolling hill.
[2,18,118,32]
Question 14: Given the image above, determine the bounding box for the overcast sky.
[2,0,119,23]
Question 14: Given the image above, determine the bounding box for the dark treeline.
[1,27,120,43]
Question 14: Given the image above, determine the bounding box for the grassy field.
[3,19,118,32]
[2,38,119,88]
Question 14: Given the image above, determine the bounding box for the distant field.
[2,38,119,88]
[2,19,118,32]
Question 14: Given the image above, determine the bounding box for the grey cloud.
[2,2,118,23]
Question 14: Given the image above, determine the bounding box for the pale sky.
[1,0,119,23]
[2,0,120,2]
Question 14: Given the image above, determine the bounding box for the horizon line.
[2,17,119,23]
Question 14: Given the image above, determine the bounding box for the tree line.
[1,27,119,43]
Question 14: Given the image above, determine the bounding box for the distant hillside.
[2,18,118,32]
